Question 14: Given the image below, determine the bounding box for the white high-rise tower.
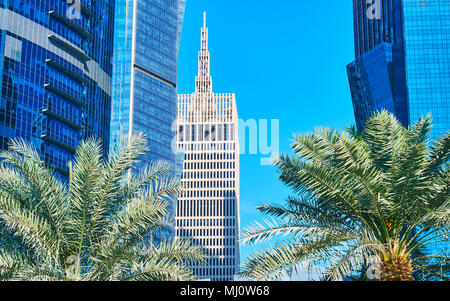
[175,12,240,281]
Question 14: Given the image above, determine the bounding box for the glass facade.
[0,0,115,176]
[402,0,450,139]
[348,0,449,257]
[348,0,450,140]
[348,0,408,130]
[347,42,408,130]
[110,0,186,240]
[352,0,404,57]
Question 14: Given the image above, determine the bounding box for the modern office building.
[110,0,185,166]
[110,0,186,242]
[347,0,450,139]
[347,0,449,256]
[175,13,240,281]
[0,1,115,176]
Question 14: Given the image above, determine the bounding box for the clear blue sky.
[177,0,356,270]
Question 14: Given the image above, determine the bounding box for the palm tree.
[241,111,449,281]
[0,133,204,281]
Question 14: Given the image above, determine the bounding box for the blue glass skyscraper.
[402,0,450,139]
[110,0,186,241]
[110,0,185,166]
[347,0,450,140]
[348,0,449,257]
[0,1,115,176]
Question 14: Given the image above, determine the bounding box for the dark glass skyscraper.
[0,1,115,176]
[347,0,450,139]
[348,0,449,256]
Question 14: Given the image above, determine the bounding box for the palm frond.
[242,111,450,281]
[0,135,193,281]
[0,195,60,261]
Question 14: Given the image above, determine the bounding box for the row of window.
[184,151,235,161]
[177,227,236,238]
[181,171,236,182]
[180,189,237,199]
[183,160,236,171]
[197,257,236,268]
[177,123,235,142]
[182,179,236,190]
[176,198,238,218]
[179,237,236,248]
[193,267,236,281]
[178,142,236,152]
[185,245,236,258]
[176,218,236,228]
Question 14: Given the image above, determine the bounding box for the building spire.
[196,11,212,93]
[203,11,206,29]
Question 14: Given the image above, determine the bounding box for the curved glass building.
[0,1,115,176]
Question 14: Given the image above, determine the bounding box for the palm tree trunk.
[381,257,414,281]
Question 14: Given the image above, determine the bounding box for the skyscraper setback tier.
[175,13,240,281]
[347,0,450,140]
[0,1,115,176]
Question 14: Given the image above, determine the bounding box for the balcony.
[44,84,85,107]
[45,59,87,84]
[48,34,91,62]
[41,108,82,131]
[48,10,93,40]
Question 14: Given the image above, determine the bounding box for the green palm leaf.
[0,134,203,281]
[242,110,450,281]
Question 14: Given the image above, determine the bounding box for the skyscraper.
[347,0,449,255]
[0,1,115,176]
[347,0,450,139]
[175,13,240,281]
[110,0,185,242]
[110,0,185,167]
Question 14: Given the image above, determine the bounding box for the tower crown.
[196,11,212,93]
[179,12,237,124]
